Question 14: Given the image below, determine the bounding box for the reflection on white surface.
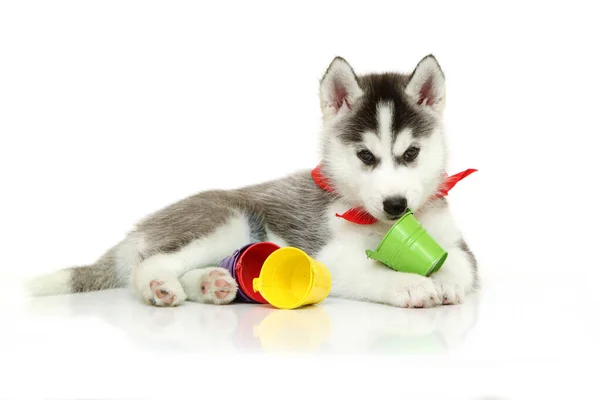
[7,278,600,399]
[23,288,479,355]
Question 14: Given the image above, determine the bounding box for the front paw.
[431,256,474,305]
[385,274,441,308]
[432,277,465,305]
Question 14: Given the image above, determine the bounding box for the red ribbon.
[311,164,477,225]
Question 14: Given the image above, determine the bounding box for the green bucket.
[365,209,447,276]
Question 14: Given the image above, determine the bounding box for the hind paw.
[199,267,238,305]
[180,267,238,305]
[144,279,186,307]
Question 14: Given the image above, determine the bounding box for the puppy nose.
[383,197,407,217]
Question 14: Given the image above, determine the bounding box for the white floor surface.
[2,274,598,399]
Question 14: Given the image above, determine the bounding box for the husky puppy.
[28,55,477,308]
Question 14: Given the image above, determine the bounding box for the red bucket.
[235,242,280,304]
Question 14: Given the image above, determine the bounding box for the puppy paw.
[144,279,187,307]
[180,267,238,305]
[198,267,238,305]
[430,248,476,305]
[433,277,466,305]
[385,274,441,308]
[132,254,187,307]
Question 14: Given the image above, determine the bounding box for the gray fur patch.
[246,212,268,243]
[71,248,120,292]
[339,73,435,145]
[458,238,478,287]
[131,171,334,259]
[242,172,334,256]
[136,191,238,255]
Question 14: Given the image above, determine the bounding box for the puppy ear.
[319,57,363,120]
[405,55,446,113]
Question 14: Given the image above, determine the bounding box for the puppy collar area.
[311,164,477,225]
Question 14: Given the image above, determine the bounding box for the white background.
[1,1,599,399]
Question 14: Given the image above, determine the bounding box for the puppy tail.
[26,248,125,296]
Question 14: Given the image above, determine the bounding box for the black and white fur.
[28,55,477,308]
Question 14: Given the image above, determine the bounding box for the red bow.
[311,164,477,225]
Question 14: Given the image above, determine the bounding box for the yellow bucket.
[252,247,332,310]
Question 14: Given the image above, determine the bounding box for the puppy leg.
[132,215,250,307]
[431,242,477,305]
[416,199,478,305]
[327,250,442,308]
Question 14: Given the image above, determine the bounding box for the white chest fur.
[311,201,469,307]
[315,203,392,285]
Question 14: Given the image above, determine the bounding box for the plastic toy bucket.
[365,209,447,276]
[218,242,280,303]
[252,247,331,310]
[236,242,280,303]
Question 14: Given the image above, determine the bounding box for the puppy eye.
[403,146,420,162]
[357,149,377,165]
